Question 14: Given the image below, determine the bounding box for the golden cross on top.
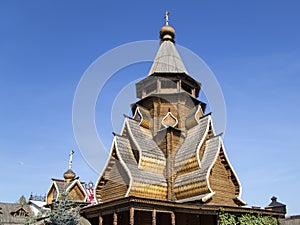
[164,11,170,26]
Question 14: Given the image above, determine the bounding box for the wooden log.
[130,207,134,225]
[113,212,117,225]
[99,215,103,225]
[152,209,156,225]
[171,212,175,225]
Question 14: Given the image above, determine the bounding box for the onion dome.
[160,25,175,42]
[64,169,76,182]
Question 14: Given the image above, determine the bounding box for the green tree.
[238,214,259,225]
[45,191,80,225]
[238,213,279,225]
[18,195,27,205]
[25,208,50,225]
[25,215,38,225]
[218,211,238,225]
[218,211,279,225]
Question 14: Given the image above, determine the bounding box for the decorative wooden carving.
[162,111,178,128]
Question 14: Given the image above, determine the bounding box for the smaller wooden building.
[37,151,93,225]
[280,215,300,225]
[46,150,89,207]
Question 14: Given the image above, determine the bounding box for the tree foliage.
[219,211,279,225]
[218,212,238,225]
[25,209,50,224]
[45,191,80,225]
[18,195,27,205]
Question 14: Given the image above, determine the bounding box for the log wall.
[100,159,129,203]
[69,184,85,201]
[208,153,237,206]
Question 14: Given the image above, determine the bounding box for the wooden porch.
[80,197,284,225]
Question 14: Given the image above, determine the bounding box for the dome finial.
[63,150,76,182]
[160,11,175,43]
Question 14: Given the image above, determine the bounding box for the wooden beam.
[171,212,175,225]
[113,212,117,225]
[130,207,134,225]
[99,215,103,225]
[152,209,156,225]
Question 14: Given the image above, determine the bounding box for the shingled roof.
[148,40,188,75]
[95,110,245,206]
[0,202,34,225]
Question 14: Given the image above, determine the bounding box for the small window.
[11,209,28,217]
[145,82,157,94]
[161,80,177,89]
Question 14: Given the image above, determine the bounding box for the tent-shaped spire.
[148,13,188,75]
[148,41,188,75]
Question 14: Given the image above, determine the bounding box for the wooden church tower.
[46,150,89,206]
[81,13,285,225]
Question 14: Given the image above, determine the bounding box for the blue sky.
[1,0,300,216]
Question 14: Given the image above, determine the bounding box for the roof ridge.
[112,132,123,137]
[200,112,212,119]
[51,178,64,182]
[207,132,223,141]
[123,114,134,120]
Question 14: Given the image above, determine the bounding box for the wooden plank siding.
[208,152,237,206]
[98,158,129,203]
[69,184,86,201]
